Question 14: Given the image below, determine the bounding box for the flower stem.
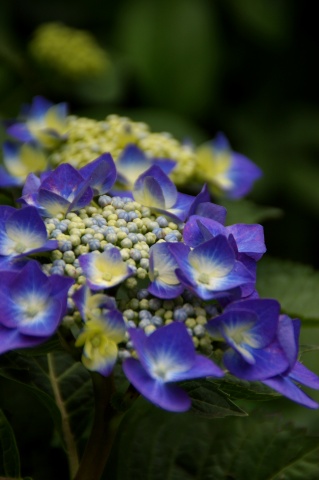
[73,373,118,480]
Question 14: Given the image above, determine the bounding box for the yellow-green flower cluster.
[28,22,110,80]
[49,115,196,186]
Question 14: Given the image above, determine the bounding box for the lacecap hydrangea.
[0,96,318,413]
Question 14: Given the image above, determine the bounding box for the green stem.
[73,373,119,480]
[47,353,79,479]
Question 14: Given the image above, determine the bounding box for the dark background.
[1,0,319,269]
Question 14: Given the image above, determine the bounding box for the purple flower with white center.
[123,322,224,412]
[196,132,262,199]
[115,144,176,191]
[183,215,266,261]
[0,205,58,264]
[0,260,73,355]
[132,165,199,222]
[79,153,117,196]
[5,96,68,149]
[262,315,319,408]
[79,247,135,290]
[18,163,93,217]
[148,242,185,299]
[0,141,48,188]
[206,299,290,381]
[168,236,255,301]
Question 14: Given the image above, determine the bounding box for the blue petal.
[116,144,151,186]
[134,176,166,209]
[134,165,177,209]
[148,280,184,299]
[226,223,266,260]
[129,322,196,377]
[79,153,117,195]
[289,361,319,389]
[166,192,195,222]
[0,325,46,355]
[183,216,225,247]
[224,340,289,381]
[123,358,191,412]
[223,299,281,346]
[6,123,33,142]
[263,376,319,409]
[169,354,224,382]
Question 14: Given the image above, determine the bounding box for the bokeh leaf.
[181,379,247,418]
[0,351,93,456]
[256,256,319,322]
[223,198,282,225]
[106,401,319,479]
[116,0,220,117]
[0,409,20,478]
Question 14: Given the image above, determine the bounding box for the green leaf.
[0,350,93,475]
[181,379,247,418]
[107,403,319,480]
[223,198,283,225]
[256,256,319,322]
[0,410,20,478]
[215,374,281,401]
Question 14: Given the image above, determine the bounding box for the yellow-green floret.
[29,22,110,80]
[49,115,196,186]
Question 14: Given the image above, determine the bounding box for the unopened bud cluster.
[49,115,196,185]
[29,22,110,80]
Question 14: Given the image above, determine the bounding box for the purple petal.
[148,280,184,299]
[226,152,263,199]
[263,376,319,409]
[6,123,33,142]
[289,361,319,389]
[224,340,289,381]
[167,192,195,222]
[183,216,225,248]
[123,358,191,412]
[134,165,177,209]
[0,325,46,355]
[226,223,266,260]
[79,153,117,195]
[187,184,211,218]
[152,158,176,175]
[169,354,224,382]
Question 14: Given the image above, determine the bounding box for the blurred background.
[1,0,319,268]
[1,1,319,477]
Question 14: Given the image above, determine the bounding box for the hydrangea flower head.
[0,141,48,188]
[6,96,68,149]
[195,132,262,199]
[123,322,224,412]
[0,260,73,354]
